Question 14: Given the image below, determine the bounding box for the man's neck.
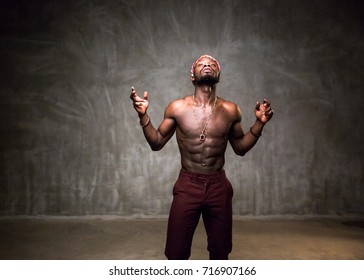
[194,84,217,106]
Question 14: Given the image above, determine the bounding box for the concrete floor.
[0,216,363,260]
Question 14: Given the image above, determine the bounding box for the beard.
[195,74,220,87]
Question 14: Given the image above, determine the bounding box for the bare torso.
[170,95,239,174]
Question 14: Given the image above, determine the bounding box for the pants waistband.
[179,168,226,183]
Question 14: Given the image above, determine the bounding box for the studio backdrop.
[0,0,363,216]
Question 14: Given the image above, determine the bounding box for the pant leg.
[202,174,233,260]
[164,171,204,260]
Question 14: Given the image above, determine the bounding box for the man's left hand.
[255,99,274,123]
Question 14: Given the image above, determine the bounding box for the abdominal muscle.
[176,130,229,174]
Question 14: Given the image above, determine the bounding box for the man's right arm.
[130,87,176,151]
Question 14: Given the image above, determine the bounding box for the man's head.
[190,55,221,86]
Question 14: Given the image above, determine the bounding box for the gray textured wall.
[0,0,363,216]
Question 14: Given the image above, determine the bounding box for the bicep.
[158,116,176,139]
[157,104,177,141]
[228,105,245,153]
[228,120,244,145]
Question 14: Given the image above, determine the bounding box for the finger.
[255,101,261,110]
[134,96,144,103]
[264,109,274,116]
[143,91,148,100]
[131,87,143,100]
[130,86,137,100]
[263,99,271,107]
[130,87,145,102]
[134,101,145,107]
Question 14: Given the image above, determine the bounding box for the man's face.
[192,57,220,86]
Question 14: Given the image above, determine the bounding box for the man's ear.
[190,73,195,84]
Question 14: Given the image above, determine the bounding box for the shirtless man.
[130,55,274,260]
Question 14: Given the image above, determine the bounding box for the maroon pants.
[165,169,233,260]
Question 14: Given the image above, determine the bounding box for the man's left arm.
[229,99,274,156]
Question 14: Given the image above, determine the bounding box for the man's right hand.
[130,86,149,116]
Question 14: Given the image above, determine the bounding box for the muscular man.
[130,55,274,260]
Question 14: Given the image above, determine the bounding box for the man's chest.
[175,108,233,139]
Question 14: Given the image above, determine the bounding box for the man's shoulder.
[168,95,191,108]
[165,95,191,116]
[218,96,239,110]
[174,95,192,104]
[217,97,241,121]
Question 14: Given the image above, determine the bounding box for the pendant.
[199,133,206,141]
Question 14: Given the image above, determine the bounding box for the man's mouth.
[202,68,212,73]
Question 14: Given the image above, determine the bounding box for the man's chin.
[195,76,219,86]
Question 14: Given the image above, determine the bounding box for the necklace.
[192,94,217,141]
